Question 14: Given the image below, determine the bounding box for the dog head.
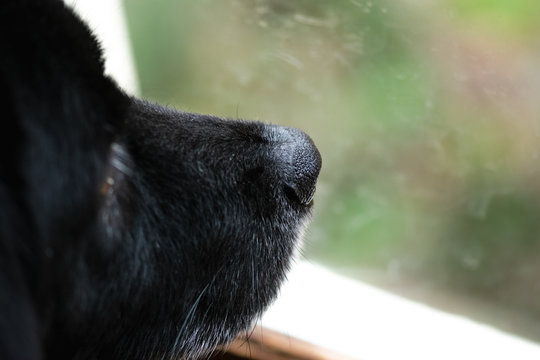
[0,1,321,359]
[92,100,321,358]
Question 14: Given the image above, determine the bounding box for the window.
[123,0,540,357]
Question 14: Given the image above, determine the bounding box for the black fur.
[0,0,321,359]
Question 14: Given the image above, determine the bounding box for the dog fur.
[0,0,321,359]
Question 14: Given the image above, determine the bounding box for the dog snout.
[265,126,322,206]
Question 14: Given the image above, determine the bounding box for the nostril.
[283,181,316,206]
[283,183,302,204]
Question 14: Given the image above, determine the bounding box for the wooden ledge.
[209,326,355,360]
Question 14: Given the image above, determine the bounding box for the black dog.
[0,0,321,359]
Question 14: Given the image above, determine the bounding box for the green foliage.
[449,0,540,37]
[442,190,540,288]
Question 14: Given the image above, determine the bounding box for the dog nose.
[267,126,322,206]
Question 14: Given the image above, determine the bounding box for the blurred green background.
[124,0,540,340]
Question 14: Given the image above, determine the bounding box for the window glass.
[124,0,540,341]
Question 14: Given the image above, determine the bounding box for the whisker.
[168,264,226,358]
